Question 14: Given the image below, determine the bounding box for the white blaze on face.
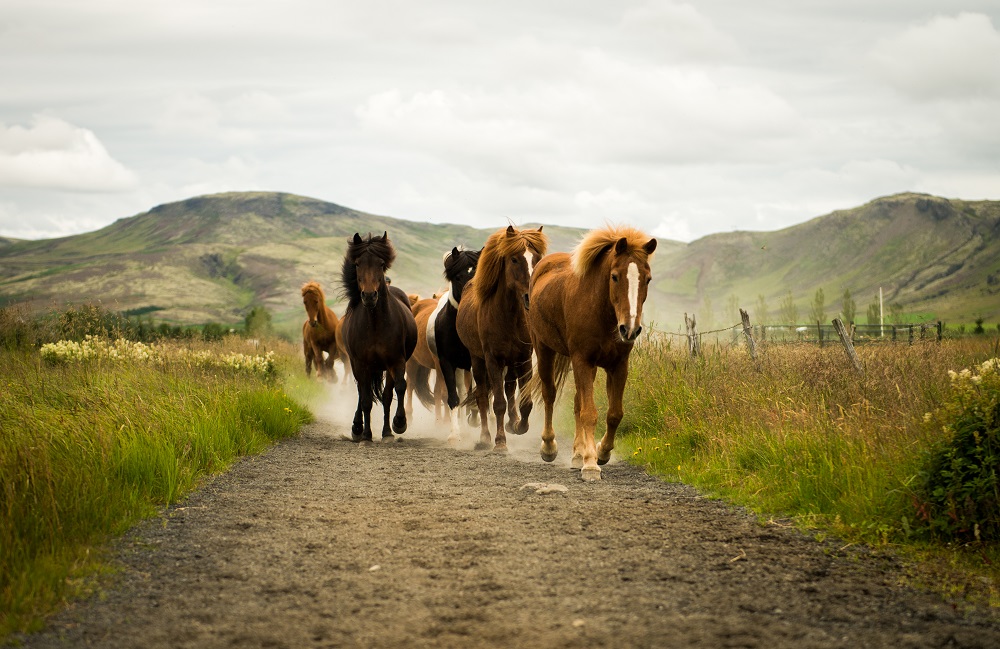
[524,250,535,276]
[627,262,640,331]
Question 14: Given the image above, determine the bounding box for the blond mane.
[571,225,654,276]
[473,226,548,302]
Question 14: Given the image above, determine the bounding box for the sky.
[2,1,999,243]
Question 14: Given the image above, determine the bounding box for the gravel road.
[15,386,1000,649]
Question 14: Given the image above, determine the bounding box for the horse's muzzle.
[310,320,319,328]
[618,324,642,342]
[361,291,378,309]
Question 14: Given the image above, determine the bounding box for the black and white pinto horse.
[424,246,482,443]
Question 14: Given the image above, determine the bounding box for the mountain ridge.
[1,191,997,333]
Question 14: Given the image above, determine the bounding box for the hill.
[657,193,1000,329]
[1,191,997,335]
[0,193,592,333]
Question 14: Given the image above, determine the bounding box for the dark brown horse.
[528,225,656,480]
[340,232,418,443]
[456,225,547,452]
[301,281,348,381]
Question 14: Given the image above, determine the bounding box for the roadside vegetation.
[609,332,1000,607]
[0,303,320,639]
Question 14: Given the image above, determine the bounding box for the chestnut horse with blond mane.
[457,225,547,452]
[301,281,348,381]
[528,225,656,480]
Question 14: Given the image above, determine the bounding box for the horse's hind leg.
[485,356,508,453]
[390,364,408,436]
[471,358,491,450]
[503,368,518,434]
[513,358,533,435]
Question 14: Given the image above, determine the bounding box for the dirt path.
[16,388,1000,649]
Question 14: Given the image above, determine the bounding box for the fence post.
[833,318,864,376]
[684,312,701,358]
[908,324,914,345]
[817,321,824,347]
[740,308,758,361]
[937,320,943,342]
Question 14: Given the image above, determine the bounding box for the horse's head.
[346,232,395,310]
[443,246,482,304]
[607,236,657,343]
[301,281,325,327]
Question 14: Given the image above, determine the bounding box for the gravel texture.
[15,387,1000,649]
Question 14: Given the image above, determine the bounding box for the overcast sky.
[2,1,999,242]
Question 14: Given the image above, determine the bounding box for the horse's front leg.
[391,363,408,435]
[439,359,462,446]
[598,359,629,465]
[535,345,558,462]
[571,358,600,481]
[470,358,491,450]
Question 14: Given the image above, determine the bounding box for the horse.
[428,247,482,442]
[339,232,418,443]
[301,281,348,381]
[405,295,445,421]
[527,225,656,481]
[456,226,547,452]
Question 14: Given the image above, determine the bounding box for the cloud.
[870,12,1000,99]
[0,115,137,192]
[155,90,286,144]
[617,0,741,63]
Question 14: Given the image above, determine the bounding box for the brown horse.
[528,225,656,480]
[301,281,348,381]
[340,232,418,442]
[457,225,548,452]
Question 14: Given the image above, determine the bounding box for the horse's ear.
[452,246,460,257]
[644,238,658,255]
[353,233,363,244]
[614,237,629,255]
[506,225,516,236]
[382,231,388,241]
[537,225,543,232]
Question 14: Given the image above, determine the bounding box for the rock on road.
[17,393,1000,649]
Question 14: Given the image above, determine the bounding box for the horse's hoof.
[474,441,490,451]
[571,456,584,469]
[382,434,400,443]
[540,450,557,463]
[493,443,508,454]
[392,416,407,434]
[597,454,611,466]
[514,421,529,436]
[580,467,601,481]
[447,435,461,448]
[505,419,518,435]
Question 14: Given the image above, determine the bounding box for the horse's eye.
[611,274,619,283]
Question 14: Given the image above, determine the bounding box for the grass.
[0,336,320,639]
[598,334,1000,607]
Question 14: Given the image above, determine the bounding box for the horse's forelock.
[346,232,397,269]
[571,226,654,276]
[474,226,549,301]
[301,281,324,300]
[443,247,481,281]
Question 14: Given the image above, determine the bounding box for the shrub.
[915,358,1000,542]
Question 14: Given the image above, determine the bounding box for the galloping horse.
[528,225,656,480]
[301,281,348,381]
[339,232,418,443]
[457,226,547,452]
[405,296,444,420]
[416,247,482,444]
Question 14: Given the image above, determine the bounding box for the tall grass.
[603,335,1000,601]
[0,336,315,638]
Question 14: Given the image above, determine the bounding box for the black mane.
[443,247,482,282]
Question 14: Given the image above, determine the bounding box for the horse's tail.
[370,373,384,403]
[522,353,571,406]
[411,363,436,409]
